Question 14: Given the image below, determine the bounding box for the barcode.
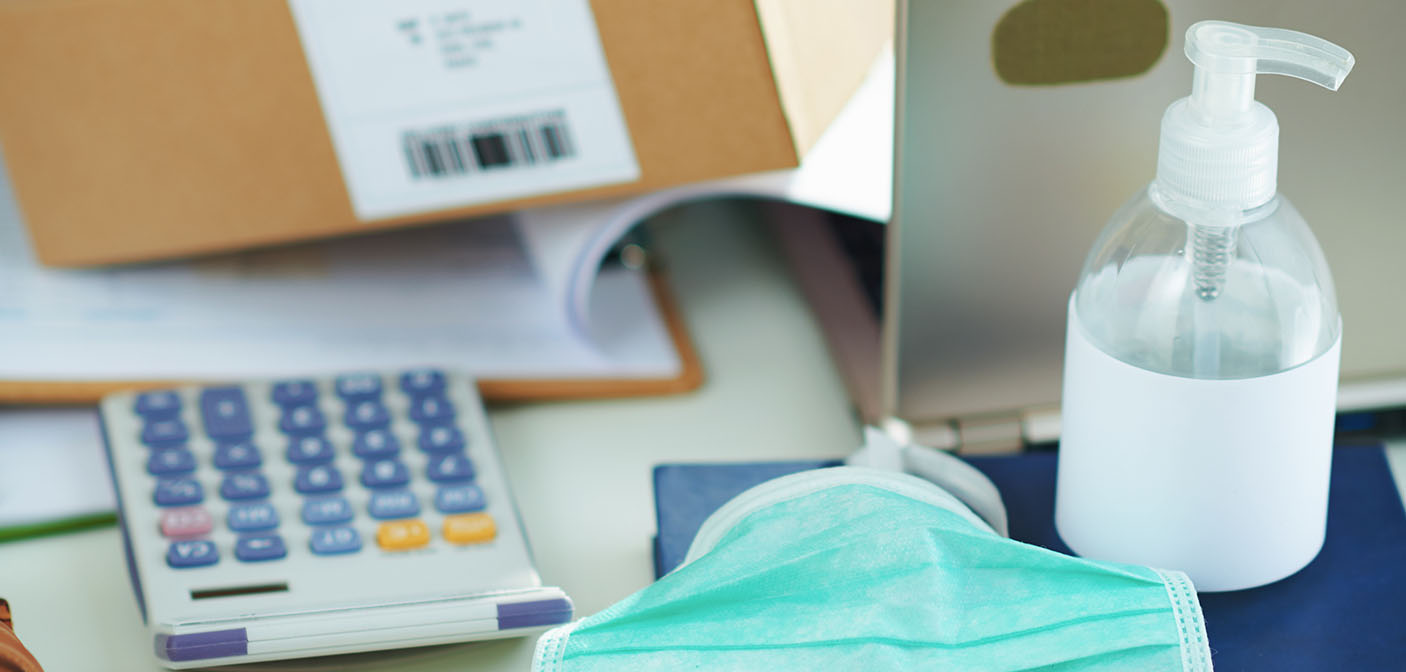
[401,110,576,180]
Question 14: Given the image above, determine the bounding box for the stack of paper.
[0,48,893,534]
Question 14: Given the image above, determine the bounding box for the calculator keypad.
[213,441,262,470]
[128,370,502,570]
[200,387,254,440]
[335,374,382,402]
[220,472,270,500]
[154,478,204,507]
[345,401,391,431]
[418,426,465,453]
[353,429,400,459]
[160,507,213,538]
[361,459,410,489]
[279,405,326,436]
[227,502,279,532]
[427,453,475,483]
[368,490,421,520]
[409,395,455,425]
[271,380,317,407]
[310,526,362,555]
[147,448,197,476]
[377,520,431,550]
[436,484,486,514]
[443,513,496,545]
[235,534,287,562]
[134,390,182,419]
[286,436,335,464]
[142,419,189,448]
[167,540,219,568]
[294,464,344,494]
[400,369,446,397]
[302,497,353,525]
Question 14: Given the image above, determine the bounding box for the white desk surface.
[0,201,865,672]
[5,201,1406,671]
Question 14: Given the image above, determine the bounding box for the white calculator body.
[99,369,571,668]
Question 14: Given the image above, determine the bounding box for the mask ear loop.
[900,445,1008,537]
[848,428,1009,537]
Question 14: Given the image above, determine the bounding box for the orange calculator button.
[377,519,430,551]
[443,513,496,545]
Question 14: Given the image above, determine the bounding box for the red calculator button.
[160,507,213,538]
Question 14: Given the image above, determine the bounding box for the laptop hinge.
[954,415,1024,455]
[895,408,1062,455]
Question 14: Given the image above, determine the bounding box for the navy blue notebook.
[653,445,1406,670]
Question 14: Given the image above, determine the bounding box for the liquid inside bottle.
[1056,186,1342,591]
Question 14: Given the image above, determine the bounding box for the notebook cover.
[652,444,1406,670]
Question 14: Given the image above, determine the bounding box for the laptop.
[780,0,1406,453]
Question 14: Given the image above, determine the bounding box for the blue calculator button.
[399,369,446,397]
[235,534,287,562]
[302,497,354,525]
[134,390,181,419]
[146,448,197,476]
[368,490,420,520]
[344,400,391,431]
[361,459,410,489]
[335,373,382,402]
[141,419,189,448]
[167,540,218,568]
[427,453,475,483]
[352,429,400,459]
[227,502,279,532]
[435,484,486,513]
[279,405,327,435]
[271,380,318,407]
[220,472,270,500]
[213,441,262,470]
[286,435,335,464]
[153,478,203,507]
[310,526,362,555]
[417,425,465,454]
[294,464,344,494]
[200,386,253,440]
[408,395,456,425]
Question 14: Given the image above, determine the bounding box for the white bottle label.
[1056,296,1341,591]
[288,0,641,220]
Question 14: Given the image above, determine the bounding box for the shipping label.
[288,0,640,220]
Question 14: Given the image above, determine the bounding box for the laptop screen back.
[887,0,1406,434]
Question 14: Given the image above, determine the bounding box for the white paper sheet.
[0,408,114,528]
[0,176,679,380]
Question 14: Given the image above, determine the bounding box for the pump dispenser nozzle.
[1184,22,1353,127]
[1152,21,1353,306]
[1155,21,1354,217]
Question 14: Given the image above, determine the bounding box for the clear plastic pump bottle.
[1055,21,1354,592]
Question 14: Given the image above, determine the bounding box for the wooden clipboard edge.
[0,269,703,405]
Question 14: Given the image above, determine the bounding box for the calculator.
[98,369,572,668]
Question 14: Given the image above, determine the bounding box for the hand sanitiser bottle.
[1055,21,1354,592]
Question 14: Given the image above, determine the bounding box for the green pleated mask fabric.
[534,467,1212,672]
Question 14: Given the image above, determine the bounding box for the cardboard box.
[0,0,891,266]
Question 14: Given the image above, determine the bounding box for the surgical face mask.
[534,458,1212,671]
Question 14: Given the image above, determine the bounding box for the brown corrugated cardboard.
[0,0,890,266]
